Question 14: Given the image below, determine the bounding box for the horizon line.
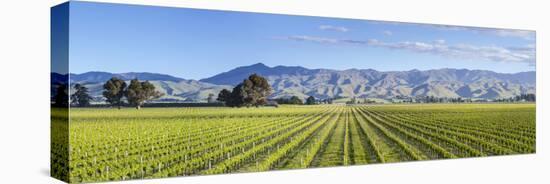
[56,63,536,81]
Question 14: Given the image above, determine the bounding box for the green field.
[52,104,536,183]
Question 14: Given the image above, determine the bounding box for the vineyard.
[52,104,536,183]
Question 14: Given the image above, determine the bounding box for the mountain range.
[64,71,230,102]
[58,63,536,102]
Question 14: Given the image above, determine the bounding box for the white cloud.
[434,39,446,44]
[430,25,470,31]
[366,21,535,40]
[489,29,535,40]
[319,25,349,32]
[382,30,393,36]
[279,35,535,64]
[431,25,535,40]
[282,35,339,44]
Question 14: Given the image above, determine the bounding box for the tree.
[243,74,272,107]
[347,97,357,104]
[217,89,232,104]
[207,93,216,103]
[275,96,303,105]
[125,79,163,109]
[500,93,536,102]
[103,77,127,109]
[53,84,68,107]
[71,83,92,107]
[229,84,246,107]
[217,74,272,108]
[306,96,316,105]
[289,96,303,104]
[242,79,256,107]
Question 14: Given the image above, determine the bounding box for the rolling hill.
[68,72,231,102]
[200,63,535,100]
[60,63,535,102]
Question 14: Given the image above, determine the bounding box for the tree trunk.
[136,105,141,110]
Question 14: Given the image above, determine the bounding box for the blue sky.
[51,2,69,74]
[65,1,536,80]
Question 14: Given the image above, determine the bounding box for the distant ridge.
[66,71,230,102]
[57,63,535,102]
[69,71,185,83]
[199,63,535,99]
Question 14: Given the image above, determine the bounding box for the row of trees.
[415,94,536,103]
[69,77,163,109]
[217,74,272,107]
[494,94,536,102]
[215,74,324,107]
[346,97,377,104]
[274,96,303,104]
[394,96,480,103]
[416,96,471,103]
[392,94,536,103]
[274,95,317,105]
[58,73,322,108]
[102,78,163,109]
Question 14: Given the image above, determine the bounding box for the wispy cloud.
[281,35,339,44]
[367,21,535,40]
[489,29,535,40]
[433,39,446,44]
[279,35,535,64]
[382,30,393,36]
[431,25,535,40]
[319,25,349,32]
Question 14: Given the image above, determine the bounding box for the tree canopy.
[306,96,316,105]
[53,84,68,107]
[125,79,163,109]
[102,77,163,109]
[217,89,232,104]
[275,96,303,105]
[71,83,92,107]
[207,93,216,103]
[217,74,272,107]
[102,77,127,109]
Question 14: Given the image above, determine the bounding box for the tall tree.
[306,96,316,105]
[248,74,271,106]
[242,79,256,107]
[125,79,163,109]
[53,84,68,107]
[71,83,92,107]
[289,96,303,104]
[229,84,246,107]
[217,74,272,108]
[217,89,232,105]
[207,93,216,103]
[102,77,127,109]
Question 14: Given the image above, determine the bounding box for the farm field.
[53,103,536,183]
